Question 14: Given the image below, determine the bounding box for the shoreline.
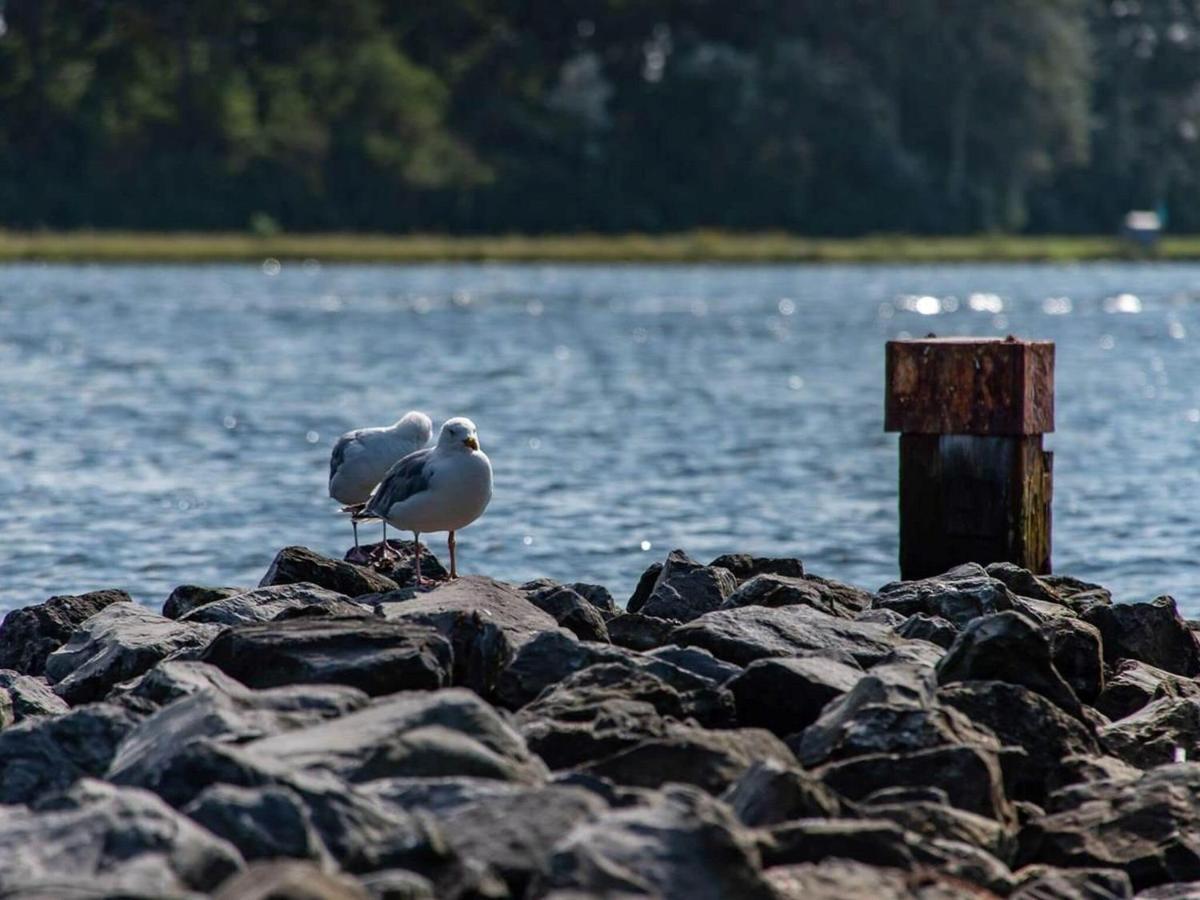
[0,230,1191,264]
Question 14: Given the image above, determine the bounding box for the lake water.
[0,261,1197,615]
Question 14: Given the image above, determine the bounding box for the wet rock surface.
[0,550,1195,896]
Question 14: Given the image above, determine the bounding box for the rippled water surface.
[1,262,1198,614]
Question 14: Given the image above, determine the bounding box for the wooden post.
[885,337,1054,580]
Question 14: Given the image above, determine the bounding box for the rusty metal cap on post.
[885,337,1054,435]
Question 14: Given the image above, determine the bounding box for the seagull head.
[438,417,481,452]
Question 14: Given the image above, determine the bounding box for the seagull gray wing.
[329,433,355,483]
[362,448,434,518]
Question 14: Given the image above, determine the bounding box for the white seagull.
[358,417,492,584]
[329,410,433,553]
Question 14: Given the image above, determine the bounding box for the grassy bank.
[0,230,1194,264]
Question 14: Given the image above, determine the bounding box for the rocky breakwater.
[0,545,1198,897]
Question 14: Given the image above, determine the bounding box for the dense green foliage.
[0,0,1197,234]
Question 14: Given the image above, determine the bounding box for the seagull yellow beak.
[464,435,479,451]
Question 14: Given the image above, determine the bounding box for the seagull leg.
[448,531,457,580]
[351,519,360,551]
[382,520,389,554]
[413,532,428,587]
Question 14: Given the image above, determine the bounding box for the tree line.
[1,0,1197,235]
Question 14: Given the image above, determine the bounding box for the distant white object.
[1175,746,1188,763]
[360,417,493,583]
[1123,210,1163,248]
[329,411,433,548]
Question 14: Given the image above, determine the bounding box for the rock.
[1083,596,1200,676]
[521,584,609,642]
[200,617,452,696]
[721,759,841,825]
[365,540,450,588]
[669,603,901,667]
[181,582,372,626]
[794,662,996,768]
[0,589,131,675]
[708,553,805,582]
[567,583,619,619]
[185,783,333,865]
[606,613,678,650]
[1095,659,1200,721]
[1041,574,1113,609]
[877,564,1018,628]
[1099,696,1200,769]
[878,640,947,669]
[1019,762,1200,891]
[44,603,221,705]
[358,869,437,900]
[647,644,742,684]
[0,778,241,895]
[897,614,959,648]
[578,723,795,794]
[727,656,861,735]
[937,681,1100,804]
[378,577,560,699]
[860,787,1013,861]
[242,689,548,785]
[640,561,737,622]
[817,743,1014,824]
[0,669,69,724]
[0,702,137,804]
[518,658,735,732]
[763,859,971,899]
[213,861,368,900]
[163,584,243,620]
[108,681,369,803]
[857,607,909,627]
[1044,754,1141,801]
[113,659,252,713]
[720,573,869,619]
[1010,864,1132,900]
[1039,617,1105,704]
[517,694,673,771]
[936,611,1084,720]
[986,562,1067,607]
[535,785,774,899]
[381,782,607,896]
[261,545,401,597]
[495,630,627,709]
[626,561,664,612]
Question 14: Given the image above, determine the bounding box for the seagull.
[357,417,492,584]
[329,410,432,554]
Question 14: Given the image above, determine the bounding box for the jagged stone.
[670,603,901,667]
[897,614,959,648]
[378,577,559,699]
[43,603,221,705]
[521,584,609,642]
[200,617,452,695]
[640,560,737,622]
[0,589,131,676]
[1009,864,1132,900]
[709,554,805,582]
[185,783,333,865]
[720,573,870,619]
[728,656,861,735]
[877,564,1017,629]
[936,611,1084,720]
[1038,616,1105,704]
[606,613,678,651]
[646,645,742,684]
[0,669,69,724]
[1099,696,1200,769]
[212,861,368,900]
[163,584,243,619]
[1083,596,1200,677]
[181,582,372,626]
[763,858,983,900]
[1094,658,1200,721]
[534,785,774,899]
[721,759,841,825]
[261,545,401,597]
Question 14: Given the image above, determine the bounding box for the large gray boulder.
[0,669,69,725]
[162,585,242,620]
[1083,596,1200,676]
[199,617,452,696]
[521,583,610,642]
[721,573,872,619]
[637,550,737,622]
[1019,762,1200,891]
[606,612,679,651]
[534,785,775,900]
[1099,696,1200,769]
[378,576,560,698]
[495,630,630,709]
[180,582,372,626]
[727,656,861,735]
[669,603,900,667]
[184,783,333,866]
[578,723,796,794]
[876,564,1016,629]
[259,545,400,597]
[937,680,1100,804]
[0,778,242,896]
[44,603,221,705]
[1094,659,1200,722]
[0,589,131,675]
[0,702,138,804]
[1038,616,1105,704]
[935,611,1084,720]
[241,688,548,786]
[708,554,805,582]
[721,759,842,826]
